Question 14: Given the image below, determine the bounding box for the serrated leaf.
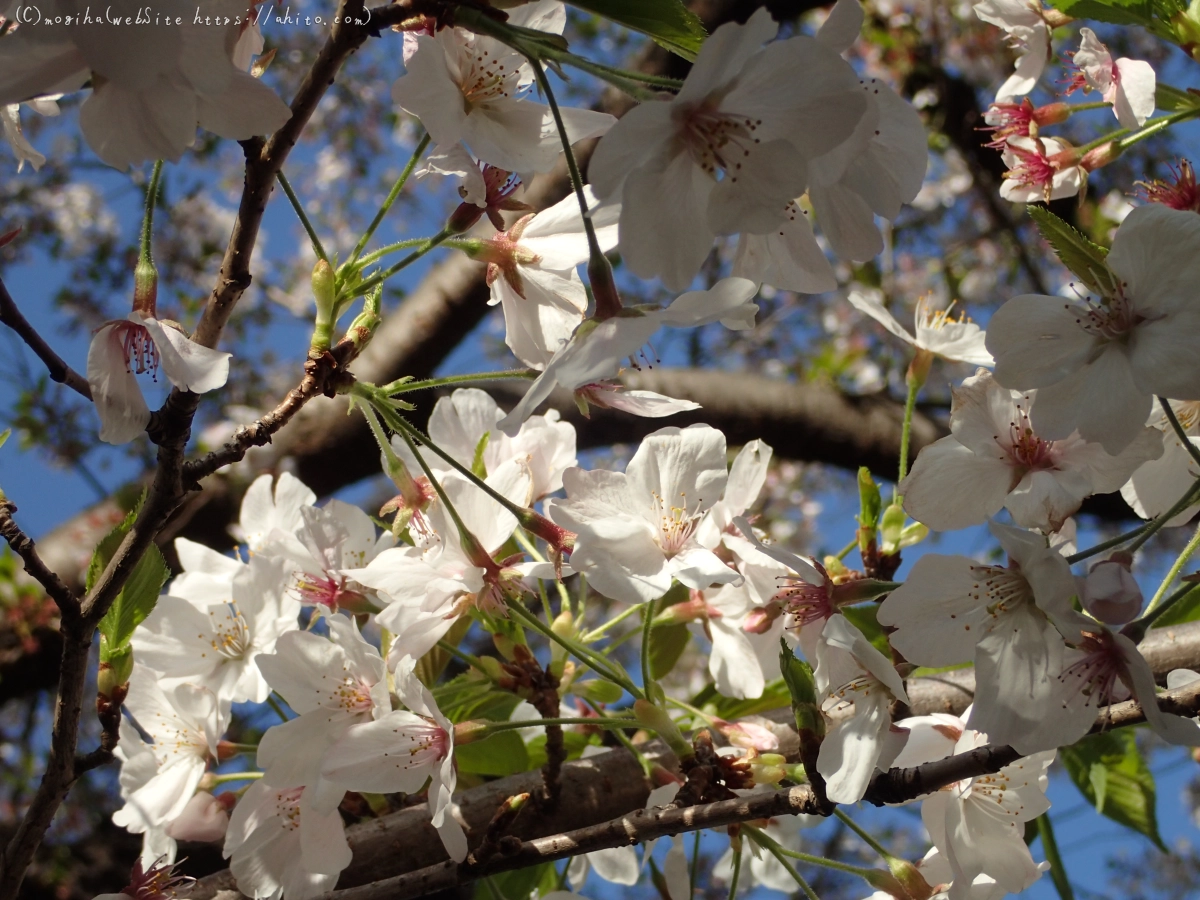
[97,542,169,653]
[455,729,529,776]
[1047,0,1155,25]
[1028,205,1111,294]
[1156,82,1200,112]
[1061,730,1166,851]
[566,0,705,60]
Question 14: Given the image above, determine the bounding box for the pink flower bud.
[716,718,780,752]
[1081,552,1142,625]
[164,792,228,843]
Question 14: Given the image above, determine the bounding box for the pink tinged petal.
[994,27,1049,100]
[706,138,806,237]
[808,180,882,261]
[1028,347,1150,453]
[986,293,1100,390]
[876,555,991,668]
[816,0,864,54]
[196,70,291,140]
[1057,425,1163,495]
[619,150,716,292]
[320,711,449,794]
[946,369,1018,457]
[1112,58,1155,129]
[900,437,1014,531]
[586,387,701,418]
[87,322,151,444]
[141,318,231,393]
[1118,633,1200,745]
[733,206,836,294]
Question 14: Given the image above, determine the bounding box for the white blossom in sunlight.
[812,614,909,803]
[549,424,741,604]
[847,290,993,366]
[114,667,228,844]
[224,781,351,900]
[878,522,1087,754]
[900,369,1162,532]
[1071,27,1156,130]
[391,388,575,500]
[230,472,317,555]
[132,555,297,713]
[111,719,178,867]
[988,205,1200,454]
[392,0,615,175]
[973,0,1052,101]
[1,96,58,172]
[589,7,869,290]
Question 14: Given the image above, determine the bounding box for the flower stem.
[351,228,452,297]
[894,374,920,500]
[206,770,265,786]
[1037,815,1075,900]
[1135,582,1197,632]
[1116,107,1200,151]
[725,836,743,900]
[387,369,539,393]
[1069,478,1200,562]
[1144,518,1200,616]
[580,601,647,641]
[477,716,640,735]
[833,808,893,861]
[743,827,821,900]
[745,825,876,879]
[266,693,290,722]
[641,596,659,701]
[277,170,328,263]
[350,132,432,264]
[354,237,443,269]
[139,160,163,263]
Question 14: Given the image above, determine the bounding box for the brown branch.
[0,276,92,400]
[0,500,78,616]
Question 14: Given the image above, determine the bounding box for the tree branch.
[0,276,91,400]
[0,500,78,616]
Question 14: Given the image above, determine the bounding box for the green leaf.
[456,729,530,776]
[1028,206,1111,294]
[573,679,624,704]
[566,0,705,60]
[649,621,690,680]
[471,432,490,480]
[1060,731,1166,851]
[1148,586,1200,627]
[0,428,10,450]
[433,672,522,723]
[1156,82,1200,112]
[89,499,170,654]
[1047,0,1154,25]
[841,603,891,657]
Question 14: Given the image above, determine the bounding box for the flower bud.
[453,720,491,745]
[633,699,694,763]
[311,258,337,352]
[747,751,788,785]
[717,718,780,752]
[1081,552,1143,624]
[164,791,229,843]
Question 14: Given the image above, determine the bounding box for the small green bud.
[880,502,906,554]
[633,699,693,763]
[311,259,337,352]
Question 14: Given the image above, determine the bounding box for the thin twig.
[0,277,91,400]
[0,501,78,616]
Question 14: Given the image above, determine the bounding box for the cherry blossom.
[476,187,620,369]
[497,278,761,434]
[1078,552,1143,625]
[114,668,228,849]
[0,0,290,168]
[918,726,1053,900]
[987,204,1200,453]
[998,136,1084,203]
[265,500,395,613]
[812,614,910,803]
[589,7,868,290]
[223,781,351,900]
[87,311,232,444]
[321,656,467,861]
[697,581,787,700]
[255,616,390,813]
[1121,400,1200,527]
[900,369,1162,532]
[877,522,1085,754]
[133,555,297,712]
[391,388,575,500]
[847,291,993,366]
[549,424,741,604]
[1071,27,1156,130]
[973,0,1053,101]
[732,200,837,294]
[229,472,317,555]
[391,0,615,174]
[572,382,702,419]
[111,719,179,867]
